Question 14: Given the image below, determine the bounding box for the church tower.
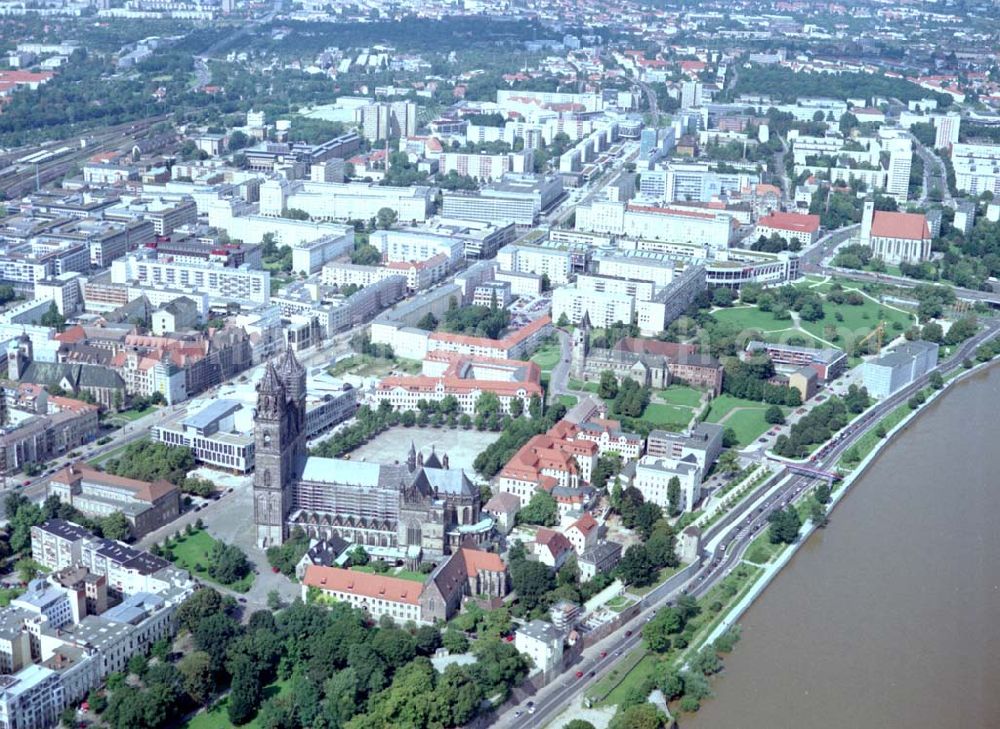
[571,310,591,380]
[253,348,306,548]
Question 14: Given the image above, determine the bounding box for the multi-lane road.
[497,316,1000,728]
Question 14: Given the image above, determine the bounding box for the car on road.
[625,630,632,637]
[600,651,607,658]
[514,710,523,718]
[588,671,595,678]
[575,671,584,678]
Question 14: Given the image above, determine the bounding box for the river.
[682,364,1000,729]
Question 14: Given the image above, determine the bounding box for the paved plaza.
[348,426,502,482]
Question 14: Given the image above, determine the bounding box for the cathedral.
[571,311,670,389]
[252,346,493,560]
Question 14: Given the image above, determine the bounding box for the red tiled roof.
[569,513,598,537]
[302,566,422,604]
[871,211,930,240]
[757,211,821,234]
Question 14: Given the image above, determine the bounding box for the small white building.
[634,455,703,513]
[514,619,564,676]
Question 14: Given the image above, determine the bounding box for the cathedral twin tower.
[253,344,307,548]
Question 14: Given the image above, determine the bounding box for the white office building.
[110,254,270,306]
[552,285,634,328]
[634,455,703,513]
[862,340,939,399]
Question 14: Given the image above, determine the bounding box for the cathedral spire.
[407,441,417,472]
[258,362,282,394]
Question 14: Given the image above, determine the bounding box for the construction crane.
[857,320,886,356]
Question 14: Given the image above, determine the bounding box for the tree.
[666,476,682,518]
[608,703,668,729]
[557,312,570,327]
[508,559,555,611]
[921,321,944,343]
[929,370,944,389]
[101,512,132,542]
[442,627,469,654]
[376,207,398,230]
[643,607,682,652]
[40,301,66,331]
[768,504,802,544]
[416,312,438,331]
[208,542,251,585]
[4,555,35,583]
[617,544,656,587]
[516,491,558,526]
[227,655,262,725]
[176,588,226,634]
[349,544,369,566]
[764,404,785,425]
[711,287,734,307]
[599,370,619,399]
[565,722,597,729]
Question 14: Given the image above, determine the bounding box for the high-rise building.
[359,101,417,141]
[680,81,703,109]
[885,138,912,203]
[933,113,961,149]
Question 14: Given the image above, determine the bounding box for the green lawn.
[640,403,692,429]
[704,395,782,448]
[88,441,137,467]
[168,530,254,593]
[568,378,600,393]
[605,595,636,613]
[798,296,913,344]
[352,565,427,582]
[109,405,158,423]
[744,532,786,565]
[712,306,796,333]
[556,394,578,409]
[838,401,911,469]
[704,394,767,421]
[185,679,290,729]
[530,342,561,371]
[718,409,773,448]
[600,653,661,707]
[0,587,24,607]
[656,385,703,408]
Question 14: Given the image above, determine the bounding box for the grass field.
[600,653,660,708]
[185,679,290,729]
[352,565,427,582]
[168,530,254,593]
[744,531,786,565]
[106,405,158,424]
[556,394,578,409]
[640,402,693,429]
[713,306,793,333]
[88,441,137,467]
[839,401,911,469]
[657,386,703,408]
[705,394,781,448]
[798,296,913,343]
[568,378,600,393]
[530,341,561,371]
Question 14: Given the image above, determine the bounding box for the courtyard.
[347,425,503,480]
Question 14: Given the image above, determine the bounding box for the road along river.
[683,363,1000,729]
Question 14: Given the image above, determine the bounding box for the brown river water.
[682,364,1000,729]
